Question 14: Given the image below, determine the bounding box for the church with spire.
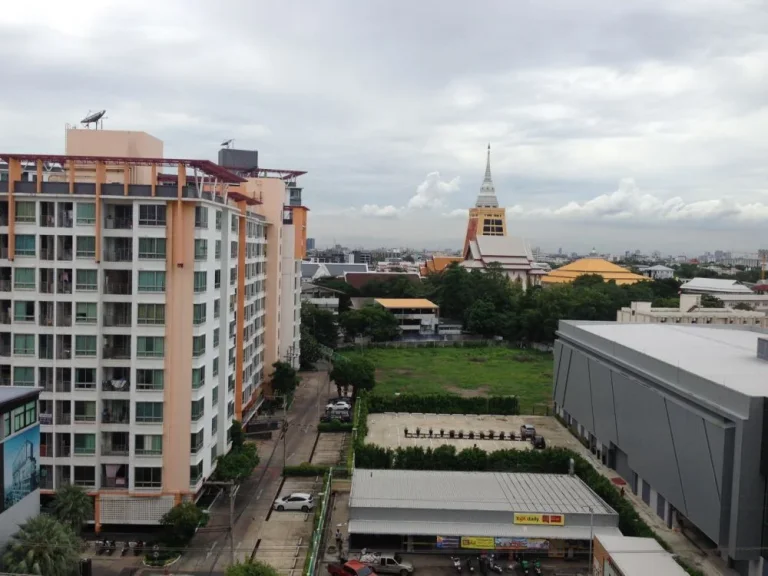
[461,144,546,289]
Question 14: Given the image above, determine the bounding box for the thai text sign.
[513,513,565,526]
[460,536,496,550]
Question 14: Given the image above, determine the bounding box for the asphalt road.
[174,371,329,575]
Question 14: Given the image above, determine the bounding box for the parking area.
[366,413,578,451]
[311,433,348,466]
[256,476,324,573]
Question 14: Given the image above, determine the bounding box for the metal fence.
[306,469,333,576]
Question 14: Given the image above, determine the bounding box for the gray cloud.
[1,0,768,253]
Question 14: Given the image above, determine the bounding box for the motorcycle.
[133,540,144,556]
[533,559,542,576]
[465,557,475,573]
[487,554,503,574]
[120,542,129,556]
[96,540,108,555]
[451,557,463,572]
[520,559,530,576]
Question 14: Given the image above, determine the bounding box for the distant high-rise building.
[306,238,315,251]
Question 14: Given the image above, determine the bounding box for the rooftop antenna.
[80,110,107,130]
[221,139,234,149]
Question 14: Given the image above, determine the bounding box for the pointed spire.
[475,143,499,208]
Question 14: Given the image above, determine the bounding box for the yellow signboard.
[514,513,565,526]
[460,536,495,550]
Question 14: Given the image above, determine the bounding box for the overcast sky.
[2,0,768,255]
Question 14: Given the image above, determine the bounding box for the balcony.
[40,269,55,294]
[38,335,53,360]
[0,334,10,357]
[73,467,96,488]
[40,474,54,490]
[0,270,10,292]
[40,202,56,228]
[56,368,72,393]
[101,464,129,489]
[39,302,54,327]
[102,400,130,424]
[56,443,72,458]
[57,237,73,262]
[58,203,73,228]
[103,238,133,262]
[0,203,8,226]
[57,269,73,294]
[56,412,72,425]
[104,205,133,230]
[102,367,130,392]
[56,303,72,328]
[103,335,131,360]
[104,270,132,295]
[104,303,131,327]
[56,335,72,360]
[40,235,55,261]
[101,432,130,456]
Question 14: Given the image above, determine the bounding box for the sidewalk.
[553,420,735,576]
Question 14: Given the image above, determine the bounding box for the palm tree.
[2,515,81,576]
[52,484,93,533]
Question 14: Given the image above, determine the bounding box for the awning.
[348,519,621,541]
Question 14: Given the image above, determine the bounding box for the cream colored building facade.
[617,294,768,327]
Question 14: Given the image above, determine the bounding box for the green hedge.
[284,464,329,477]
[318,421,354,433]
[367,393,519,415]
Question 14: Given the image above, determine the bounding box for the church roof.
[475,144,499,208]
[542,258,649,286]
[420,255,463,276]
[472,236,533,259]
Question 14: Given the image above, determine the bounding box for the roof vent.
[757,338,768,361]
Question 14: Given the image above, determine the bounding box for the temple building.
[542,258,649,286]
[460,145,545,289]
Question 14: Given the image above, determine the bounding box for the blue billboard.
[2,424,40,511]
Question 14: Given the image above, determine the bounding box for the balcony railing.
[56,413,71,425]
[56,445,72,457]
[74,381,96,390]
[56,477,72,489]
[74,446,96,456]
[39,413,53,425]
[103,346,131,360]
[135,448,162,457]
[104,314,131,327]
[104,249,133,262]
[102,477,129,488]
[40,476,54,489]
[40,445,52,458]
[0,311,10,324]
[0,279,10,292]
[57,281,72,294]
[102,413,130,424]
[102,379,130,392]
[74,478,96,488]
[74,413,96,423]
[104,283,132,295]
[40,281,54,294]
[40,380,53,392]
[101,444,129,456]
[0,345,10,357]
[105,216,133,230]
[40,248,55,261]
[56,381,72,393]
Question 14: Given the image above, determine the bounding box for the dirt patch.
[512,354,536,363]
[393,368,414,375]
[469,357,488,363]
[446,385,490,398]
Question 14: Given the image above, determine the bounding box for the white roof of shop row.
[563,322,768,397]
[680,277,753,294]
[350,470,615,515]
[348,519,621,539]
[596,535,688,576]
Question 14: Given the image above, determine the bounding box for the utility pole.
[205,480,239,566]
[282,394,288,469]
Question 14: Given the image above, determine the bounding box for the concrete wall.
[0,489,39,548]
[553,325,765,564]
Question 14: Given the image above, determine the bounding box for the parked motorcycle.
[120,542,129,557]
[465,557,475,573]
[133,540,144,556]
[451,557,462,573]
[487,554,503,574]
[520,559,530,576]
[96,540,108,556]
[533,559,542,576]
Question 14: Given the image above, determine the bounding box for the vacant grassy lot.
[341,346,554,410]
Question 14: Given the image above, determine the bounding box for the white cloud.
[442,208,468,218]
[359,204,401,218]
[407,172,461,210]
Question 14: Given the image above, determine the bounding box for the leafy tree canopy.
[270,361,300,398]
[160,501,205,546]
[330,356,376,397]
[301,303,339,349]
[226,560,281,576]
[52,483,93,533]
[3,515,81,576]
[338,306,399,342]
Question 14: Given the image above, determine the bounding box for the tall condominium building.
[0,128,306,528]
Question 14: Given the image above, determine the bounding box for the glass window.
[192,335,206,357]
[76,203,96,225]
[14,268,35,290]
[191,430,204,453]
[212,415,218,435]
[194,239,207,260]
[13,334,34,356]
[214,299,220,318]
[138,270,166,292]
[24,401,36,427]
[76,269,97,291]
[213,357,219,376]
[136,402,163,423]
[138,237,166,259]
[15,201,36,223]
[212,386,219,406]
[193,303,206,325]
[75,368,96,389]
[190,461,203,485]
[214,269,221,289]
[215,240,221,260]
[75,302,97,324]
[136,369,164,391]
[15,234,35,257]
[75,236,96,258]
[138,205,167,226]
[192,367,205,389]
[137,336,165,358]
[135,435,163,455]
[13,301,34,322]
[75,335,97,357]
[134,467,162,488]
[74,434,96,455]
[213,328,219,348]
[13,366,34,386]
[195,206,208,229]
[137,303,165,325]
[191,398,204,421]
[215,210,222,230]
[194,271,207,293]
[74,401,96,422]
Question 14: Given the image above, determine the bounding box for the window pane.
[75,335,96,356]
[76,269,97,291]
[14,268,35,290]
[136,369,164,390]
[13,366,34,386]
[138,238,166,259]
[138,271,165,292]
[13,334,34,355]
[76,203,96,224]
[194,239,207,260]
[76,236,96,257]
[137,337,164,358]
[194,272,207,293]
[15,235,36,256]
[15,201,36,223]
[75,302,97,324]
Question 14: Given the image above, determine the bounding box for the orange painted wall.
[162,200,195,494]
[291,207,308,259]
[235,202,247,420]
[65,129,163,184]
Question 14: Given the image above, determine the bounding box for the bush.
[318,420,354,433]
[367,393,519,415]
[283,463,329,477]
[160,502,205,547]
[214,443,260,483]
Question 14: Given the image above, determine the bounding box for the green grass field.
[341,346,554,410]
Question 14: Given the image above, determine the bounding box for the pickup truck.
[358,553,414,576]
[328,560,375,576]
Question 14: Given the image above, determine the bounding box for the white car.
[326,400,352,411]
[273,492,315,512]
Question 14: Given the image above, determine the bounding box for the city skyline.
[1,1,767,252]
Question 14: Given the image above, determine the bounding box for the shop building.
[592,535,688,576]
[348,469,619,556]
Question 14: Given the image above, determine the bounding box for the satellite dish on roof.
[221,139,234,148]
[81,110,107,129]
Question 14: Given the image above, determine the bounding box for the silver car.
[273,492,315,512]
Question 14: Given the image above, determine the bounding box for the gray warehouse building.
[554,321,768,576]
[348,469,619,557]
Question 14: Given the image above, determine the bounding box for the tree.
[270,361,300,399]
[301,303,339,349]
[330,356,376,397]
[227,560,280,576]
[572,274,605,288]
[733,302,755,311]
[299,327,322,370]
[338,307,399,342]
[466,299,500,337]
[214,443,260,483]
[2,515,81,576]
[230,420,245,451]
[700,294,724,308]
[159,501,205,547]
[52,484,93,533]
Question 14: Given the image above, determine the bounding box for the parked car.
[359,552,414,576]
[321,412,352,423]
[273,492,314,512]
[328,560,375,576]
[520,424,536,439]
[531,435,546,449]
[327,400,352,411]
